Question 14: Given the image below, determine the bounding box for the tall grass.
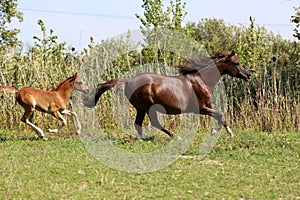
[0,19,299,136]
[0,21,80,132]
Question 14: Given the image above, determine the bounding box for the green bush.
[0,17,299,135]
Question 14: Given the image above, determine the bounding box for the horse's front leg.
[200,107,234,138]
[223,122,234,138]
[47,111,67,133]
[61,109,81,134]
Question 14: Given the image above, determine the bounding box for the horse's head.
[218,50,251,81]
[73,73,90,94]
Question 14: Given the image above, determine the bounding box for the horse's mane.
[54,74,77,90]
[178,53,226,75]
[178,66,198,75]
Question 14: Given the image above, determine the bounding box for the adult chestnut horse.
[83,51,251,138]
[0,73,89,139]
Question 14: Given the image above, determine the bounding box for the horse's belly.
[154,99,199,114]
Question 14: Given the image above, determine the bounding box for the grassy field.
[0,129,299,199]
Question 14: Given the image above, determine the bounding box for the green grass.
[0,129,299,199]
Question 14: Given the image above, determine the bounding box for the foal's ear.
[229,50,235,57]
[73,72,78,77]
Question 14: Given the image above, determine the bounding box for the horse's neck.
[55,81,74,100]
[200,66,222,92]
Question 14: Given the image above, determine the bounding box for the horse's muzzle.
[82,89,90,94]
[238,71,251,81]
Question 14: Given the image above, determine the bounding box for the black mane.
[178,53,225,75]
[178,65,198,75]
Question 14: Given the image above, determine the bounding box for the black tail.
[83,78,125,108]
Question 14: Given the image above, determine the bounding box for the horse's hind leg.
[29,112,34,124]
[223,123,233,138]
[21,109,46,139]
[148,108,174,137]
[134,109,146,138]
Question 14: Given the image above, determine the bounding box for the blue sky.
[13,0,299,51]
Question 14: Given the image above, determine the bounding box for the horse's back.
[124,73,177,99]
[124,73,196,113]
[17,87,58,111]
[18,87,51,99]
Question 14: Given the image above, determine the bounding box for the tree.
[135,0,188,65]
[291,6,300,40]
[0,0,23,48]
[135,0,187,31]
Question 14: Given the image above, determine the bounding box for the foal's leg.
[134,109,146,138]
[147,108,174,137]
[29,112,34,124]
[200,107,234,138]
[61,109,81,134]
[21,108,46,139]
[48,109,81,134]
[47,111,67,133]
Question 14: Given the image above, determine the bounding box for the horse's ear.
[73,72,78,77]
[229,50,235,57]
[218,53,226,58]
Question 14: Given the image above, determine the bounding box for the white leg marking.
[211,128,218,135]
[47,128,59,133]
[26,119,46,139]
[225,126,234,138]
[48,111,67,134]
[61,109,81,134]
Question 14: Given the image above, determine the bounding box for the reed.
[0,19,299,135]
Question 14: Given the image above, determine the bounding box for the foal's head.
[73,73,89,94]
[60,73,89,93]
[217,51,251,81]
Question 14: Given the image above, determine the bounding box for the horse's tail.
[83,78,126,108]
[0,86,19,93]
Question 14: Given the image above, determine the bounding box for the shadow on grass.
[0,129,79,142]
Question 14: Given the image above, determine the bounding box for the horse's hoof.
[76,129,81,134]
[42,137,48,141]
[168,131,174,137]
[138,135,147,140]
[138,135,155,141]
[211,129,218,135]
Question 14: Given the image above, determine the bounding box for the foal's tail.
[0,86,19,93]
[83,78,126,108]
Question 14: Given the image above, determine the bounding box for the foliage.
[135,0,187,31]
[291,6,300,40]
[0,2,299,134]
[0,0,23,48]
[135,0,188,69]
[0,19,80,131]
[185,17,300,132]
[0,2,299,198]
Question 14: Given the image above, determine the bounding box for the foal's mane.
[178,53,226,75]
[54,74,77,90]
